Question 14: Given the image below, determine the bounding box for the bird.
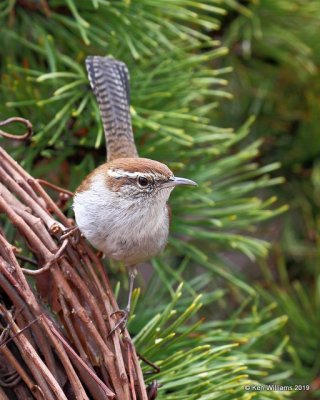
[73,56,197,332]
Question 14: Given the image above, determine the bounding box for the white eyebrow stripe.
[108,169,168,180]
[108,169,146,179]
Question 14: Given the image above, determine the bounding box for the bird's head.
[104,158,196,205]
[75,157,196,216]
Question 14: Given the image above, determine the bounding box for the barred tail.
[85,56,138,161]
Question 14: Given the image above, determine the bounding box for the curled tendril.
[0,117,33,141]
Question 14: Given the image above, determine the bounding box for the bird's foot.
[108,308,129,336]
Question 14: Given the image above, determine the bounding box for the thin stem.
[0,117,33,141]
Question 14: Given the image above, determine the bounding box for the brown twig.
[0,117,148,399]
[3,309,67,400]
[36,179,74,198]
[15,254,38,266]
[0,346,35,393]
[0,263,59,384]
[138,353,161,375]
[0,316,39,349]
[0,117,33,141]
[21,240,68,276]
[47,316,116,400]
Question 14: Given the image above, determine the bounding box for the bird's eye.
[138,176,149,187]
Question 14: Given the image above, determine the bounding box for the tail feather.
[85,56,138,160]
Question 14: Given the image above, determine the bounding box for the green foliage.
[218,1,320,397]
[257,182,320,394]
[258,249,320,399]
[0,1,296,399]
[130,275,290,400]
[221,0,320,166]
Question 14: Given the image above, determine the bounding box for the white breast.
[73,174,171,266]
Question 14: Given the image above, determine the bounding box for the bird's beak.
[162,176,197,189]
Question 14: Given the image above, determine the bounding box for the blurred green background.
[0,1,319,399]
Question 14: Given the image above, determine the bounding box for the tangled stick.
[0,117,148,400]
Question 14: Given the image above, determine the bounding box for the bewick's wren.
[73,56,196,332]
